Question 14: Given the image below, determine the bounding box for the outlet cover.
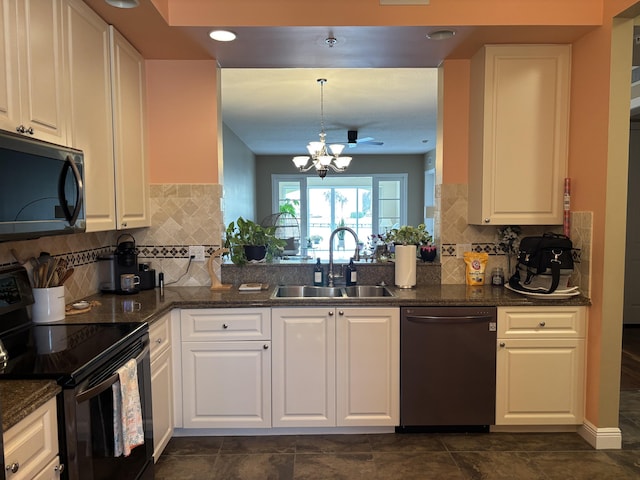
[189,245,206,262]
[456,243,472,258]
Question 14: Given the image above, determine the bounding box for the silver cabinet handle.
[328,311,334,316]
[539,321,546,327]
[55,463,65,473]
[16,125,33,135]
[6,462,19,473]
[484,218,490,223]
[156,338,162,344]
[338,310,344,316]
[223,323,229,329]
[263,344,269,349]
[499,342,506,347]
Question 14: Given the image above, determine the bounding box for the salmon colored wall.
[441,59,470,185]
[146,60,219,184]
[168,0,601,27]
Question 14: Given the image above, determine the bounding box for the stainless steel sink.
[343,285,394,298]
[271,285,394,299]
[272,285,345,298]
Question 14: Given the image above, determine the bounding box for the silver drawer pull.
[156,338,162,344]
[6,462,19,473]
[55,463,65,473]
[539,321,546,327]
[223,323,229,329]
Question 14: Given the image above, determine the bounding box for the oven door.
[62,336,154,480]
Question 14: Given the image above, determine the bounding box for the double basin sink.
[272,284,394,299]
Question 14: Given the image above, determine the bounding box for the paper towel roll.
[395,245,417,288]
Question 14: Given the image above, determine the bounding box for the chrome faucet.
[327,226,360,287]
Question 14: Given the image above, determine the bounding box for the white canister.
[394,244,417,288]
[32,286,66,323]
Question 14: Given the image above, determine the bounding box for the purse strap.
[508,263,561,294]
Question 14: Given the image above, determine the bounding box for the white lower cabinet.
[4,397,62,480]
[149,312,173,461]
[495,306,587,425]
[272,307,399,428]
[180,308,271,428]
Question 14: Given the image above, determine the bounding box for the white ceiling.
[221,68,438,156]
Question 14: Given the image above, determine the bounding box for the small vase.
[419,246,437,262]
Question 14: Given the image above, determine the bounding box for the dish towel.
[112,358,144,457]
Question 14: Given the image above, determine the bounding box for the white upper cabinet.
[0,0,68,144]
[64,0,116,232]
[110,26,150,230]
[468,44,571,225]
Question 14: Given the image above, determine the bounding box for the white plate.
[505,284,581,299]
[71,301,90,309]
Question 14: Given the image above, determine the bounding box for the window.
[273,174,407,261]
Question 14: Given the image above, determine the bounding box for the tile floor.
[154,327,640,479]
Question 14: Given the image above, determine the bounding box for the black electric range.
[0,265,154,480]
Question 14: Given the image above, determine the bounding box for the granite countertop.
[0,283,589,434]
[57,283,591,326]
[0,380,60,431]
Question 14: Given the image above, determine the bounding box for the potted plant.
[386,223,432,246]
[386,224,432,288]
[224,217,286,265]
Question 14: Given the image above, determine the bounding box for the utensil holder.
[32,286,66,323]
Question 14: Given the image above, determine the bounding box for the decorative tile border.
[440,242,581,263]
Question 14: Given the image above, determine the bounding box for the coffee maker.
[98,234,140,294]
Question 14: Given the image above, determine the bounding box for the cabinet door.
[182,341,271,428]
[336,307,399,427]
[495,338,585,425]
[468,45,570,225]
[64,0,116,232]
[31,456,62,480]
[151,345,173,461]
[0,0,20,133]
[14,0,67,144]
[110,26,149,230]
[272,307,336,427]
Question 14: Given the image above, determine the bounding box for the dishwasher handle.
[405,314,494,324]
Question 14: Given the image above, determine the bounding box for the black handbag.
[508,233,574,294]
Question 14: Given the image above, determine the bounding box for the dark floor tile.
[441,432,523,452]
[162,436,223,455]
[528,451,638,480]
[605,450,640,477]
[368,432,446,452]
[294,453,376,480]
[154,454,218,480]
[212,453,295,480]
[620,390,640,413]
[295,434,372,453]
[619,413,640,448]
[452,451,544,480]
[374,451,466,480]
[221,435,297,454]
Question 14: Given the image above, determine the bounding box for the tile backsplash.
[0,182,592,302]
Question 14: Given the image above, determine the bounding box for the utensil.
[59,268,74,285]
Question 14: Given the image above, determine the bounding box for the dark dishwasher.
[399,306,497,432]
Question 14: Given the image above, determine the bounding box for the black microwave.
[0,130,85,241]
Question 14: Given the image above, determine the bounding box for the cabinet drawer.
[149,313,171,361]
[498,306,586,338]
[181,308,271,341]
[4,397,58,480]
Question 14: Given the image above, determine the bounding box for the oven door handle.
[76,345,149,404]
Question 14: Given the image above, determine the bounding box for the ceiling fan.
[347,130,384,148]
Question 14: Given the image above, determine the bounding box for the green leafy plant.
[224,217,286,265]
[279,199,299,216]
[386,224,432,246]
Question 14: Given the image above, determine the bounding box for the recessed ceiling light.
[209,30,237,42]
[426,29,456,41]
[105,0,139,8]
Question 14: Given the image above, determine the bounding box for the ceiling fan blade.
[356,136,375,143]
[361,140,384,146]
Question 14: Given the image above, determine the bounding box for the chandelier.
[292,78,352,179]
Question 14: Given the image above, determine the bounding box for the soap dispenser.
[313,258,324,286]
[345,258,357,286]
